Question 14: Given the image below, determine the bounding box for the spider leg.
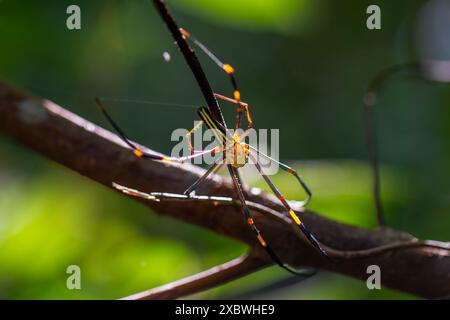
[197,106,311,272]
[179,28,247,130]
[96,98,221,163]
[185,120,203,155]
[184,161,225,196]
[247,144,311,207]
[227,166,309,275]
[248,153,328,258]
[214,93,253,131]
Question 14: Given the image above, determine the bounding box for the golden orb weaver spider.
[96,27,328,275]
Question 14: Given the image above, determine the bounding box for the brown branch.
[112,182,450,260]
[121,252,269,300]
[0,80,449,299]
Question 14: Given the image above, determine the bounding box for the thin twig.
[121,252,269,300]
[363,62,420,227]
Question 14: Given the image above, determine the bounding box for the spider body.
[225,134,249,168]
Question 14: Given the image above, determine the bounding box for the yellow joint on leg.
[223,64,234,75]
[134,149,144,158]
[257,234,267,247]
[244,105,253,126]
[244,144,250,156]
[162,157,173,163]
[233,90,241,100]
[289,209,302,226]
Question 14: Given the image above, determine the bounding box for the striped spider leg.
[198,107,329,268]
[96,97,229,198]
[198,107,328,257]
[197,107,310,274]
[179,28,252,132]
[247,152,327,258]
[95,98,221,163]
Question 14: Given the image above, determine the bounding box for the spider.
[96,27,328,275]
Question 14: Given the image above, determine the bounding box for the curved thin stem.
[120,252,269,300]
[363,62,420,226]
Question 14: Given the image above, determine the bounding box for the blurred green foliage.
[0,0,448,299]
[170,0,316,33]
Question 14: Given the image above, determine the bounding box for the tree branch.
[0,80,449,299]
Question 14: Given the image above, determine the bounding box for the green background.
[0,0,448,299]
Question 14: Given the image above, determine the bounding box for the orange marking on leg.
[244,105,253,128]
[287,168,295,174]
[257,234,267,247]
[244,144,250,156]
[247,218,254,225]
[223,64,234,75]
[233,90,241,100]
[134,149,144,158]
